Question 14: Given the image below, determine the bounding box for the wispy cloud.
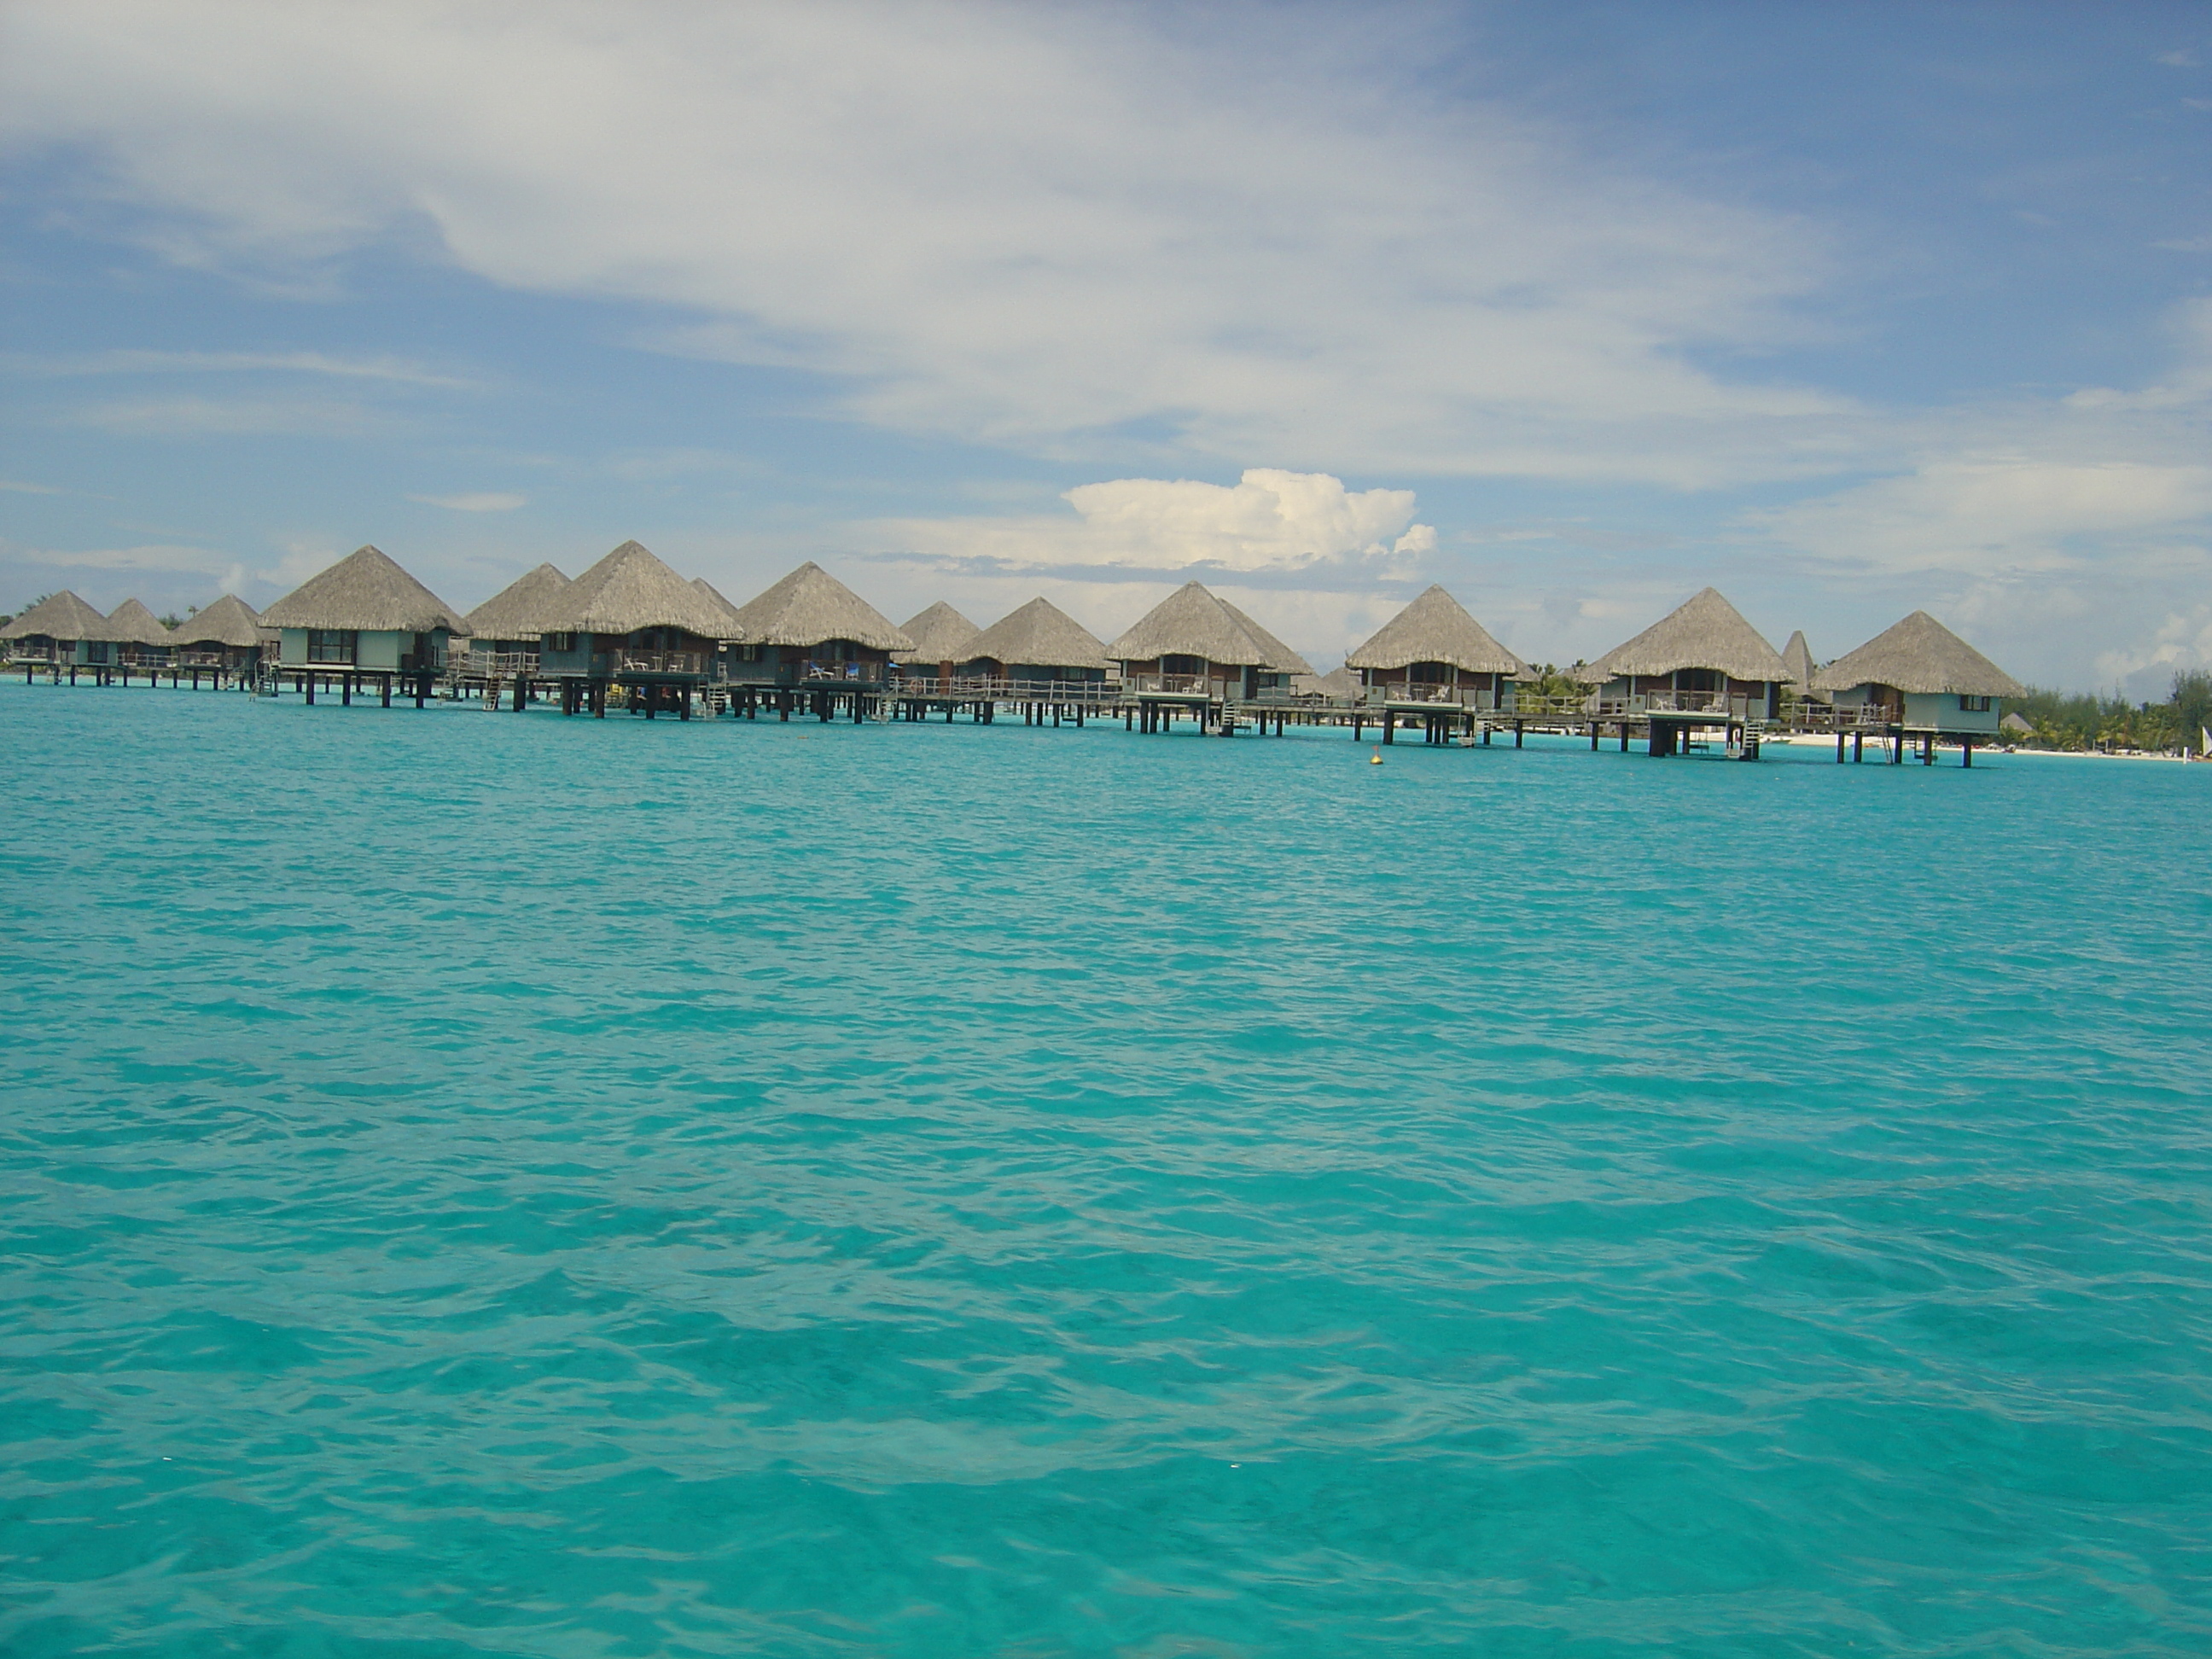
[3,538,236,576]
[0,1,1848,487]
[408,492,526,512]
[0,480,62,494]
[5,349,474,387]
[63,396,387,437]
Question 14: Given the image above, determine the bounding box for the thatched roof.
[1,590,108,641]
[464,563,570,639]
[691,578,749,639]
[731,562,912,651]
[1301,665,1359,699]
[966,597,1110,671]
[1780,630,1827,701]
[545,542,738,639]
[2000,711,2034,735]
[172,594,263,649]
[97,598,176,647]
[1345,585,1528,675]
[1104,582,1313,673]
[1586,588,1787,682]
[1780,630,1815,684]
[260,545,466,633]
[894,601,983,665]
[1813,611,2026,698]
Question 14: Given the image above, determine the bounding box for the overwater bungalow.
[1105,582,1312,731]
[1345,585,1528,711]
[2,591,112,668]
[533,541,737,717]
[1813,611,2026,765]
[1301,665,1359,701]
[893,602,983,690]
[963,597,1111,688]
[260,545,466,702]
[97,599,177,668]
[463,563,570,669]
[725,562,914,695]
[170,595,265,675]
[1584,587,1788,755]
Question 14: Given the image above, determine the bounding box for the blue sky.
[3,1,2208,690]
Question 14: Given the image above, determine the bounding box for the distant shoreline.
[1762,734,2203,763]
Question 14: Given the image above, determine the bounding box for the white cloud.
[2096,605,2212,700]
[869,468,1434,573]
[409,491,526,512]
[0,0,1851,486]
[0,480,62,494]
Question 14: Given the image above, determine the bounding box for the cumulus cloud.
[0,0,1849,486]
[409,492,526,512]
[869,469,1435,573]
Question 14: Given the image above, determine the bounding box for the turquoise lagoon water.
[2,679,2209,1658]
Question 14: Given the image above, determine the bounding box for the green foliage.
[1525,662,1589,701]
[2009,674,2208,754]
[158,612,183,629]
[2174,669,2212,754]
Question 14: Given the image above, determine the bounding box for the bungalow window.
[1162,654,1202,677]
[1674,667,1720,693]
[308,629,358,664]
[1959,695,1991,713]
[1409,661,1450,684]
[730,643,760,662]
[84,642,109,664]
[544,632,578,651]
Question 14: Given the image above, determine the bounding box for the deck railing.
[1119,672,1230,696]
[889,672,1121,702]
[617,650,707,676]
[1357,686,1516,711]
[463,649,541,675]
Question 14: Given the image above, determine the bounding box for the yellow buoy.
[1370,749,1383,765]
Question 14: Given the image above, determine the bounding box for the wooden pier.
[6,655,1997,765]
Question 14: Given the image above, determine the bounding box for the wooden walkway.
[5,658,1994,764]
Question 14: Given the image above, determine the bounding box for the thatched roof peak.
[1780,629,1829,702]
[1587,587,1787,683]
[260,545,466,634]
[731,562,913,651]
[967,597,1110,672]
[894,601,983,665]
[464,563,570,639]
[1345,585,1528,676]
[691,578,748,637]
[1813,611,2026,698]
[172,593,263,649]
[551,541,741,639]
[1,590,108,641]
[1780,630,1816,686]
[1104,581,1313,673]
[98,598,176,646]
